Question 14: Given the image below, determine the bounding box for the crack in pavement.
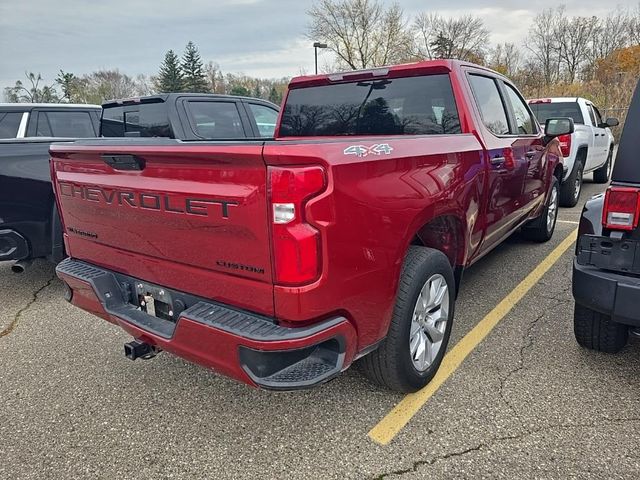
[496,284,572,426]
[373,417,640,479]
[497,309,547,423]
[0,275,56,339]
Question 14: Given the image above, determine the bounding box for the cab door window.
[504,84,537,135]
[468,74,510,136]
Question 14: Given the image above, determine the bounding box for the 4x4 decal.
[344,144,394,158]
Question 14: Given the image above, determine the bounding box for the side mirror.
[599,117,619,128]
[545,117,575,138]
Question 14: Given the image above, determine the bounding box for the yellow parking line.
[368,228,579,446]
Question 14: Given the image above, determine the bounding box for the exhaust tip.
[11,260,31,274]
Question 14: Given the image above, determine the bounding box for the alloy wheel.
[409,274,450,371]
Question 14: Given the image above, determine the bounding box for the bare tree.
[204,61,225,94]
[488,43,522,77]
[4,72,59,103]
[630,3,640,45]
[556,15,599,82]
[307,0,413,70]
[526,7,563,86]
[413,13,489,62]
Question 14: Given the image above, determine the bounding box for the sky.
[0,0,637,91]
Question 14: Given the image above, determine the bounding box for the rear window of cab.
[280,74,461,137]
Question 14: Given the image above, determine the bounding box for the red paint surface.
[51,60,562,385]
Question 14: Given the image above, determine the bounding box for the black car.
[0,103,101,272]
[101,93,280,139]
[573,80,640,352]
[0,94,279,273]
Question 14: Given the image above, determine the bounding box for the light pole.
[313,42,327,75]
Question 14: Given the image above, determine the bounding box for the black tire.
[593,147,613,184]
[522,176,559,243]
[574,303,628,353]
[559,159,583,208]
[360,246,455,392]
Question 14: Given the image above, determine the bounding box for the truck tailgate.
[50,142,274,316]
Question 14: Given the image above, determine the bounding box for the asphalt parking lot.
[2,174,639,479]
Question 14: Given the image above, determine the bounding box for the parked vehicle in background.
[0,104,100,272]
[529,97,618,207]
[52,60,572,392]
[101,93,279,139]
[572,81,640,353]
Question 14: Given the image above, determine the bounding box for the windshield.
[529,102,584,125]
[280,74,461,137]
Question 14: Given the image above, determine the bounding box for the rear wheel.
[593,147,613,184]
[574,303,628,353]
[360,246,455,392]
[559,160,583,207]
[522,176,559,243]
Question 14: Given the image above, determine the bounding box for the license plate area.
[577,235,640,275]
[134,282,177,322]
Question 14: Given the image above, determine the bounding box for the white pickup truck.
[528,97,618,207]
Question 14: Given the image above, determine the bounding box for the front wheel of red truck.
[361,247,455,393]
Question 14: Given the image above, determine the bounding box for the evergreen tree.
[230,85,250,96]
[268,86,282,105]
[431,33,456,59]
[181,41,208,93]
[156,50,184,93]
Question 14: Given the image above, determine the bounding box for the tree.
[230,85,250,96]
[55,70,81,102]
[68,70,146,104]
[181,41,209,93]
[488,43,522,77]
[4,72,59,103]
[430,33,455,59]
[413,13,489,62]
[307,0,413,70]
[526,7,563,86]
[556,15,599,82]
[268,86,282,105]
[156,50,184,93]
[630,4,640,45]
[204,61,225,94]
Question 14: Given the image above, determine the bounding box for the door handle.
[102,154,145,171]
[490,156,505,165]
[525,150,537,159]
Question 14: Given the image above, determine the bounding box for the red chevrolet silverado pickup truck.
[51,60,571,392]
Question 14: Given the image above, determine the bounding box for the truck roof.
[288,59,504,89]
[0,103,100,110]
[102,93,278,109]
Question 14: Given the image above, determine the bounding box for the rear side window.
[37,111,95,137]
[468,75,509,136]
[504,84,536,135]
[187,101,245,139]
[248,104,278,137]
[529,102,584,125]
[36,113,52,136]
[280,74,461,136]
[101,103,173,137]
[0,112,23,138]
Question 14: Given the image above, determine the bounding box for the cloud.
[0,0,637,90]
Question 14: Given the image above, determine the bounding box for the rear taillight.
[269,166,326,285]
[558,134,572,157]
[602,187,640,231]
